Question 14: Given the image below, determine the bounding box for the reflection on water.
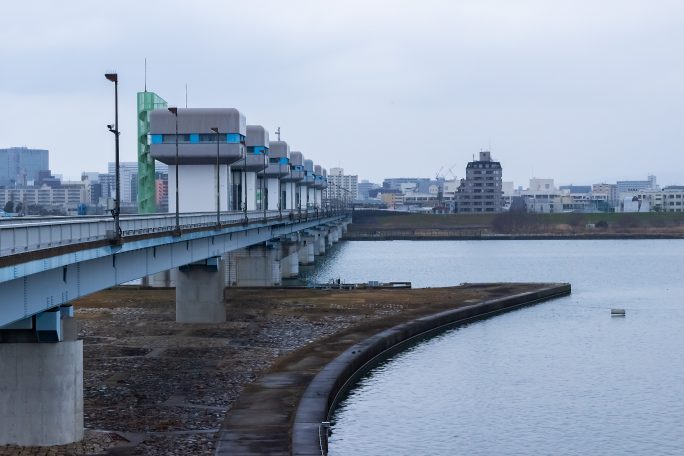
[321,240,684,456]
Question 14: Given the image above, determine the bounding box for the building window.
[227,133,242,144]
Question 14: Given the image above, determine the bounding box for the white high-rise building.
[108,162,138,205]
[326,167,358,202]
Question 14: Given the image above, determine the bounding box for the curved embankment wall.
[291,283,571,455]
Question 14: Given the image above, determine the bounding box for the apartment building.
[455,151,503,213]
[326,167,358,201]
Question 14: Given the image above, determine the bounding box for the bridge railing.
[0,209,346,257]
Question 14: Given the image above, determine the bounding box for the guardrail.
[0,209,347,258]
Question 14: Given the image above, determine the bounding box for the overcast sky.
[1,0,683,188]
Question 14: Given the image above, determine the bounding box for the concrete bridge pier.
[326,226,337,247]
[314,229,327,256]
[280,238,300,279]
[145,269,176,288]
[175,258,226,323]
[224,244,282,287]
[0,307,83,446]
[299,235,315,265]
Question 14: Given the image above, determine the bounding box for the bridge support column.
[280,240,300,279]
[325,228,335,248]
[314,230,326,256]
[146,269,176,288]
[175,259,226,323]
[0,307,83,446]
[224,245,282,287]
[0,341,84,446]
[299,236,315,265]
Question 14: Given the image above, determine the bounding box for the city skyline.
[0,146,669,193]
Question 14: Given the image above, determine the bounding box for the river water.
[302,240,684,456]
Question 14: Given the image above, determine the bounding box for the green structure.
[137,91,168,213]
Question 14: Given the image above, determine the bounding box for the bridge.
[0,208,349,446]
[0,89,359,446]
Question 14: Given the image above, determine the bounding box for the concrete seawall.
[215,283,570,455]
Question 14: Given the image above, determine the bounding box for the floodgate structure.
[0,106,350,446]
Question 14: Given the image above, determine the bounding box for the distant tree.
[3,201,14,213]
[595,220,609,229]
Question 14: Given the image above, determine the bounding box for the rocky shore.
[1,284,560,455]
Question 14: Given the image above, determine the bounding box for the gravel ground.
[1,286,408,456]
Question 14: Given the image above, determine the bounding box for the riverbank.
[1,284,566,456]
[344,231,684,240]
[348,210,684,239]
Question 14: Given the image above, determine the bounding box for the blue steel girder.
[0,215,346,327]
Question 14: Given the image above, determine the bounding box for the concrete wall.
[245,172,257,211]
[266,178,280,211]
[284,182,297,210]
[168,164,229,213]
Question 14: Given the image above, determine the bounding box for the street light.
[278,159,283,219]
[262,149,267,222]
[210,127,221,227]
[289,164,294,219]
[243,145,248,223]
[104,73,121,240]
[168,107,180,234]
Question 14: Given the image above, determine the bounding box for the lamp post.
[243,146,248,223]
[262,149,267,222]
[278,160,283,219]
[210,127,220,226]
[288,164,297,219]
[168,107,180,234]
[104,73,121,240]
[298,171,302,220]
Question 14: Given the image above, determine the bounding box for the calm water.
[305,240,684,456]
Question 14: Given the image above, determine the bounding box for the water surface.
[307,240,684,456]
